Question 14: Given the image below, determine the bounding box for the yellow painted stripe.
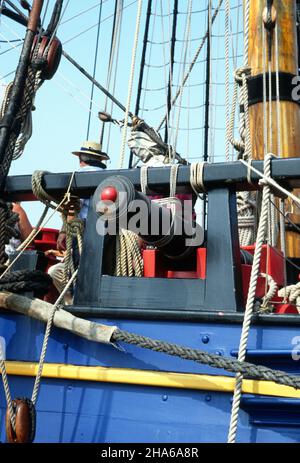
[3,361,300,399]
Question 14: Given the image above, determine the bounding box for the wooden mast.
[248,0,300,257]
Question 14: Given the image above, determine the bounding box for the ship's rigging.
[1,0,300,446]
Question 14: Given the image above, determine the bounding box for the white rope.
[140,165,149,194]
[118,0,143,168]
[225,0,231,161]
[170,163,179,198]
[115,230,143,277]
[190,162,206,196]
[260,272,278,312]
[31,269,79,405]
[279,199,287,299]
[240,159,300,210]
[173,0,193,152]
[278,284,300,314]
[275,23,281,158]
[106,1,124,154]
[228,153,273,443]
[161,0,173,152]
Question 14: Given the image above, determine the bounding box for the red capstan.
[101,186,118,203]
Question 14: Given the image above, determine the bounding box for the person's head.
[72,141,110,169]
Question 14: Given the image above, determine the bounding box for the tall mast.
[248,0,300,257]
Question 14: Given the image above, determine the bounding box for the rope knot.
[234,66,251,85]
[65,218,84,238]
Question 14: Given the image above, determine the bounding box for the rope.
[62,216,84,287]
[260,273,278,312]
[169,163,178,197]
[225,0,254,248]
[115,230,143,277]
[0,171,76,283]
[173,0,193,153]
[111,328,300,390]
[118,0,143,168]
[157,0,224,132]
[86,0,103,140]
[228,154,273,444]
[278,284,300,314]
[140,164,149,194]
[237,191,257,246]
[0,270,51,293]
[190,162,206,196]
[31,270,79,405]
[225,0,230,161]
[240,159,300,210]
[32,170,84,288]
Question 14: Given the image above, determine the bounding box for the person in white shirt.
[46,141,109,303]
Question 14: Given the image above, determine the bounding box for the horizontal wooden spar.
[5,158,300,201]
[0,292,116,345]
[2,361,300,399]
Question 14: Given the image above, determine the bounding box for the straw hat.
[72,141,110,161]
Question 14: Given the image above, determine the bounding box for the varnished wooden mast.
[248,0,300,257]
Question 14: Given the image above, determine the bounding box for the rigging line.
[105,0,124,155]
[86,0,103,140]
[62,50,130,116]
[0,27,24,52]
[57,71,100,110]
[203,0,211,165]
[63,0,138,46]
[269,198,300,237]
[159,0,171,154]
[140,0,157,119]
[164,0,178,144]
[157,0,224,132]
[262,20,268,156]
[53,76,99,116]
[1,16,100,115]
[0,42,22,58]
[128,0,152,168]
[186,16,193,161]
[118,0,143,169]
[0,37,22,41]
[225,0,230,160]
[61,0,109,26]
[101,0,123,146]
[134,0,152,117]
[47,0,70,49]
[173,0,193,153]
[0,69,15,80]
[275,23,281,158]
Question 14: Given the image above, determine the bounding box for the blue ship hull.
[1,313,300,443]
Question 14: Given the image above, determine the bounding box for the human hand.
[57,232,66,252]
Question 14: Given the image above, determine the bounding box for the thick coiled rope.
[112,329,300,390]
[62,216,84,286]
[115,230,143,278]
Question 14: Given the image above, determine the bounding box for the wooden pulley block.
[6,398,36,443]
[262,4,277,29]
[32,35,62,80]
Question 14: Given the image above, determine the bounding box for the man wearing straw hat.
[46,141,110,302]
